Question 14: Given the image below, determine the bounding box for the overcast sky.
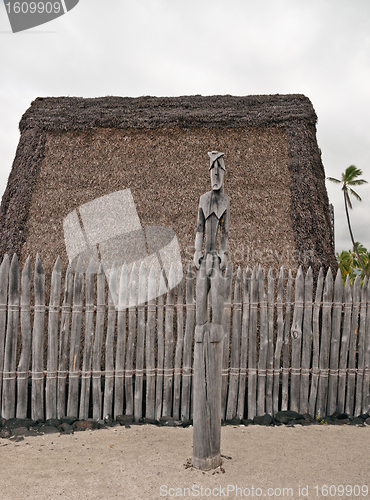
[1,0,369,254]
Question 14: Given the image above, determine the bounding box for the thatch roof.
[0,94,336,276]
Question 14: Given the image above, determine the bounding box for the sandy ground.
[0,425,369,500]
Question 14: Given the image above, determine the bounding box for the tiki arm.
[193,206,205,269]
[218,202,230,271]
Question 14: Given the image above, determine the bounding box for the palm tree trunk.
[344,191,369,280]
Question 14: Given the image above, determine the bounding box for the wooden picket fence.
[0,253,369,423]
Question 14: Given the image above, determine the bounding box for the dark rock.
[38,425,59,434]
[181,419,193,428]
[337,413,350,420]
[358,413,370,420]
[327,419,348,425]
[12,426,30,437]
[59,423,74,434]
[116,415,133,425]
[242,419,254,426]
[253,414,273,426]
[365,418,370,426]
[103,419,115,427]
[159,416,175,426]
[293,419,313,426]
[4,418,36,430]
[44,419,61,427]
[349,417,364,425]
[0,429,11,438]
[23,429,40,437]
[159,417,181,427]
[301,414,315,422]
[0,418,6,428]
[60,417,77,426]
[73,420,97,431]
[337,418,350,425]
[328,411,341,420]
[274,411,303,424]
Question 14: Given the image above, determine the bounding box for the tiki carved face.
[210,159,224,191]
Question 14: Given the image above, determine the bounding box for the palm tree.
[328,165,369,280]
[336,249,354,284]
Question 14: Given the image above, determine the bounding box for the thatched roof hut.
[0,94,336,279]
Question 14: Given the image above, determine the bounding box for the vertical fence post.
[0,255,9,417]
[221,262,232,420]
[266,268,275,415]
[337,275,352,413]
[155,268,166,420]
[92,262,105,420]
[327,269,343,415]
[16,256,31,419]
[290,266,304,413]
[226,266,242,420]
[257,267,268,416]
[173,264,184,421]
[181,262,194,422]
[299,267,313,414]
[79,258,95,420]
[114,263,128,419]
[354,279,367,416]
[145,265,156,420]
[248,266,258,419]
[134,262,146,422]
[125,263,137,417]
[363,280,370,414]
[2,254,19,419]
[316,268,333,418]
[103,261,118,420]
[31,254,45,421]
[281,270,293,411]
[57,262,73,419]
[67,256,84,418]
[163,263,175,417]
[308,267,324,417]
[346,276,361,416]
[45,256,62,420]
[237,267,250,420]
[273,267,284,415]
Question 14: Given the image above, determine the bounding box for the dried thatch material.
[0,94,336,279]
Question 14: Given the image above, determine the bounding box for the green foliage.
[328,165,368,281]
[327,165,368,209]
[336,243,370,285]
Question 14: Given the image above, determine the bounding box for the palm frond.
[349,179,368,186]
[349,187,362,202]
[327,177,341,184]
[344,165,363,181]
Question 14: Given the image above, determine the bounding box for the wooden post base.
[193,452,221,471]
[193,322,223,471]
